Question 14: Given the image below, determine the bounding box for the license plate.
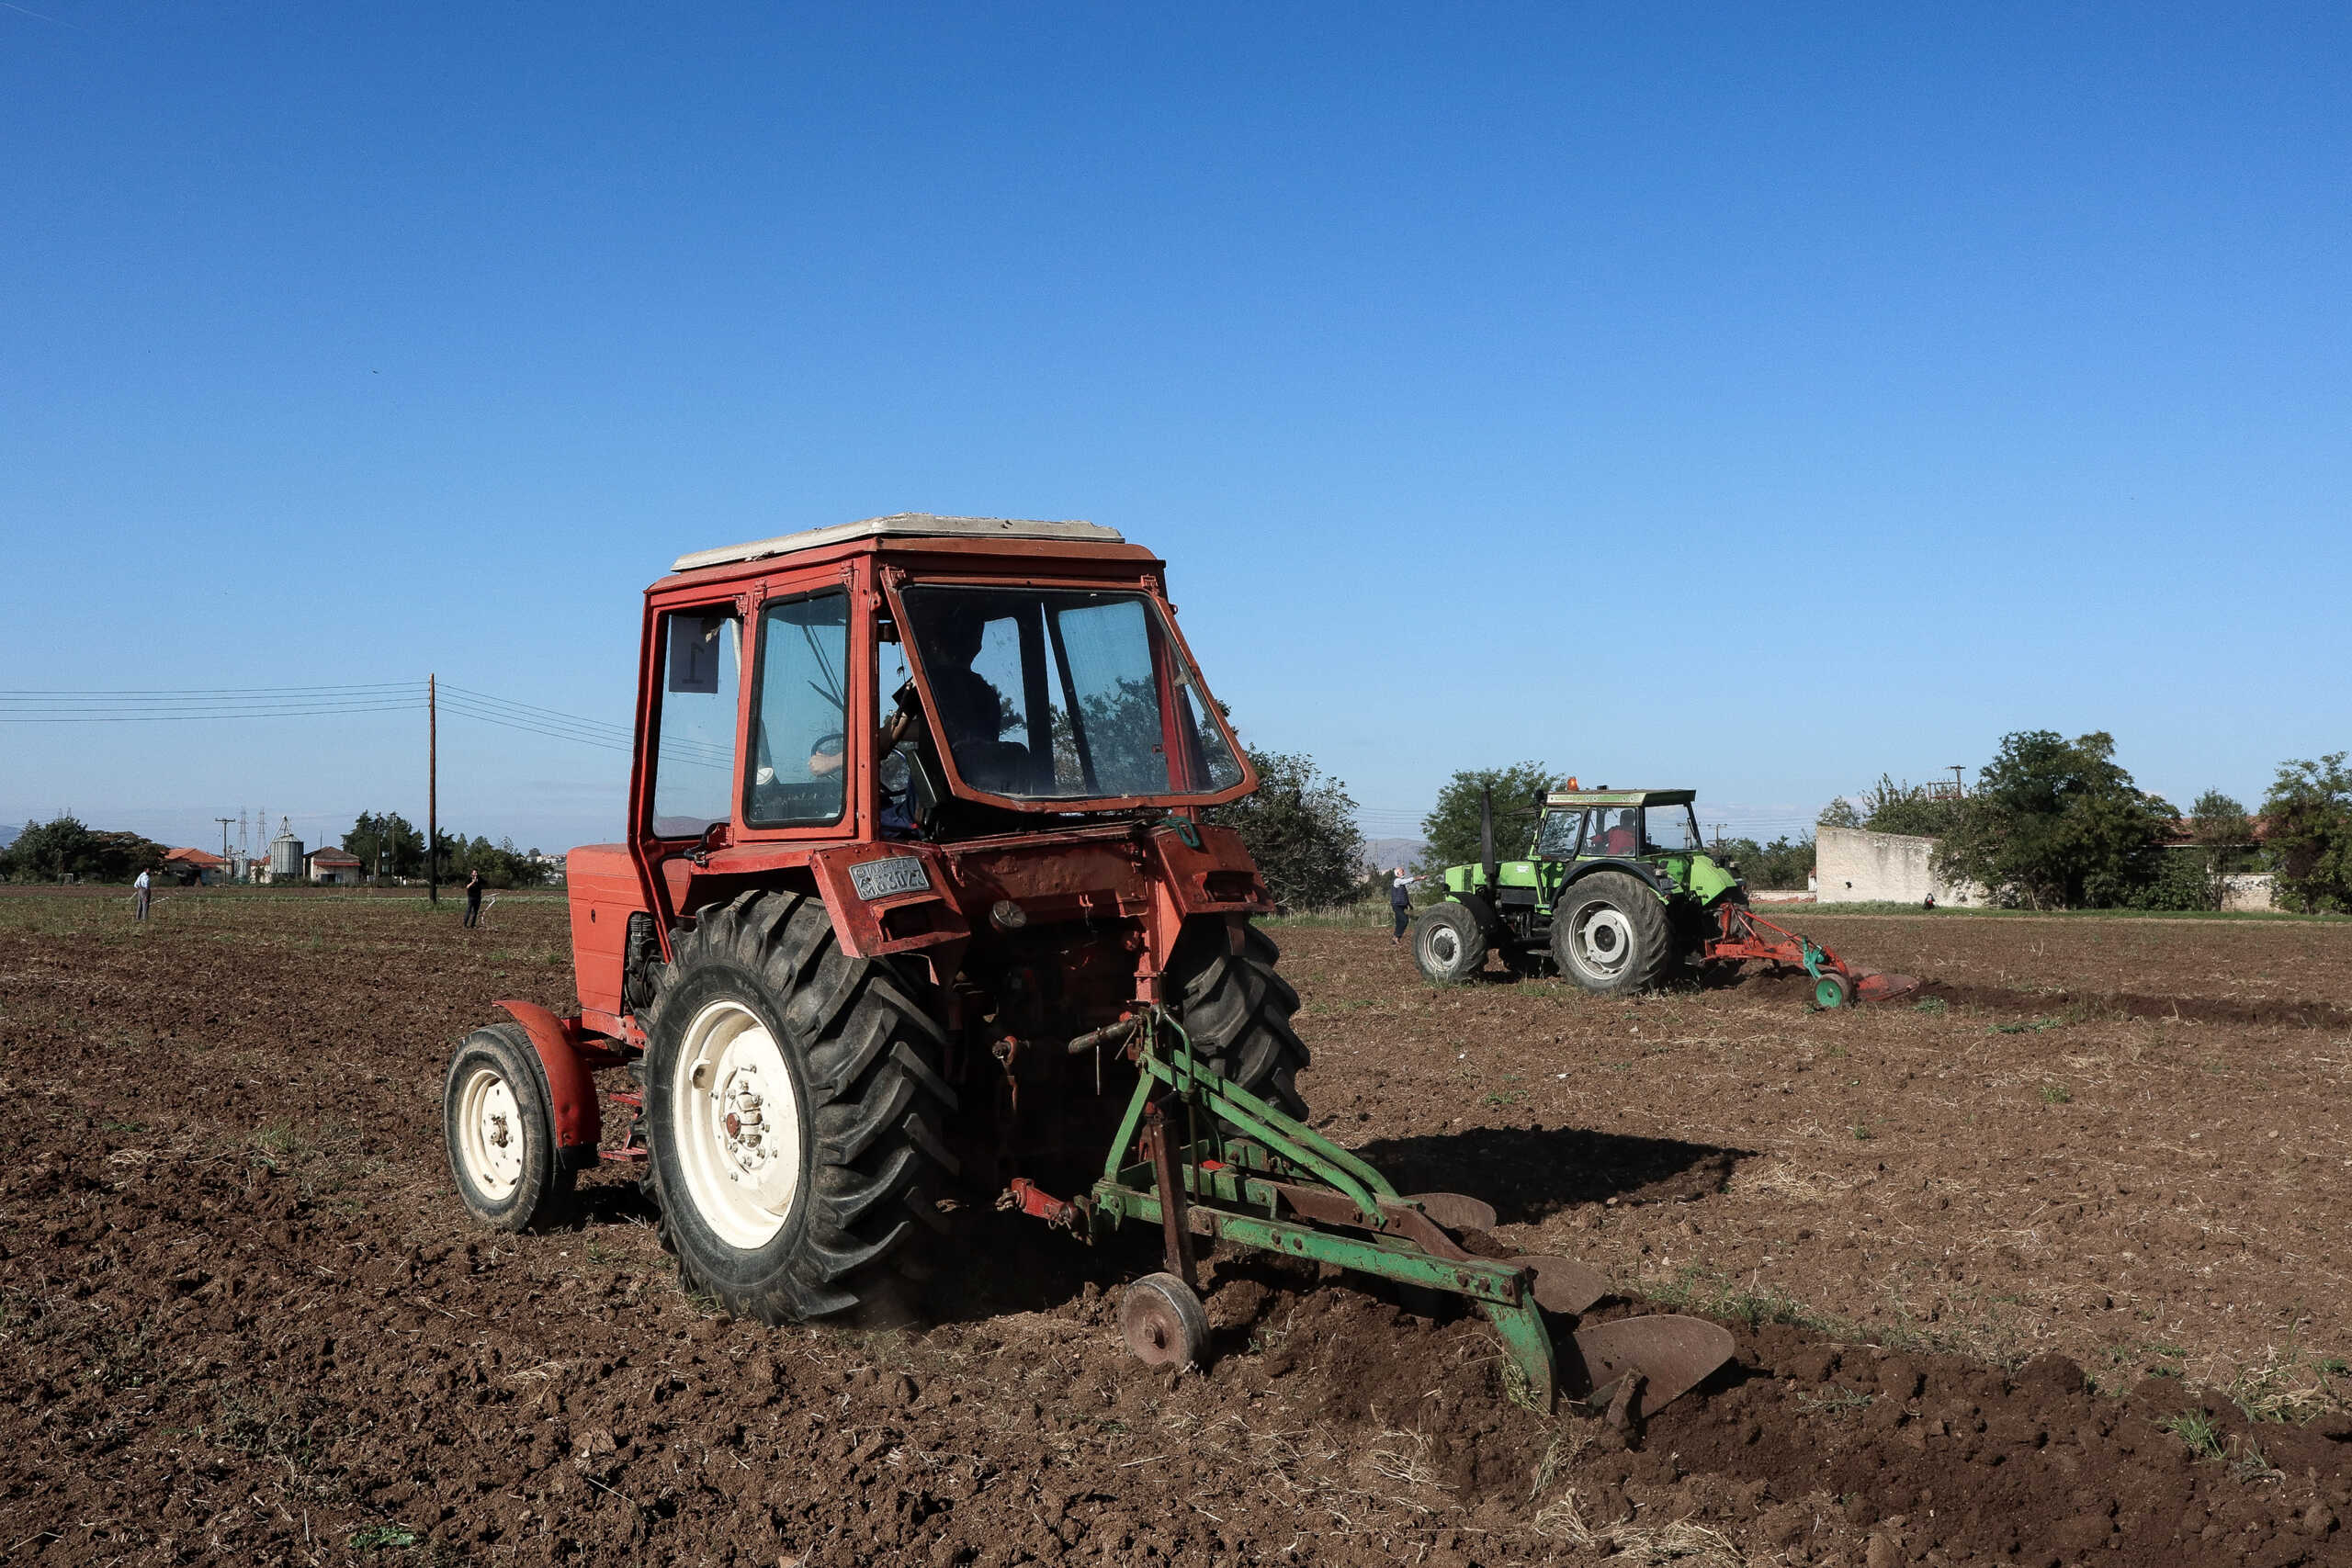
[849,855,932,901]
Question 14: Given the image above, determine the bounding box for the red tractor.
[444,513,1729,1416]
[443,514,1304,1323]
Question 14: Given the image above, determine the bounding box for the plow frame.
[1702,901,1919,1006]
[1058,1013,1563,1410]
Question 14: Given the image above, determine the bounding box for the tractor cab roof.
[1544,789,1696,808]
[672,513,1126,575]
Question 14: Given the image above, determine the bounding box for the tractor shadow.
[1349,1123,1752,1224]
[923,1200,1157,1327]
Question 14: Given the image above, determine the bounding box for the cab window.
[746,592,851,828]
[1533,810,1582,858]
[650,609,741,839]
[1585,808,1640,856]
[1642,806,1702,853]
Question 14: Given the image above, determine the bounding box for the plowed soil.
[5,891,2350,1566]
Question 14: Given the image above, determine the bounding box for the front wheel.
[1410,901,1487,985]
[1551,871,1673,996]
[444,1023,574,1233]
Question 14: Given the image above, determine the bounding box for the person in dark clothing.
[1389,867,1415,944]
[922,606,1006,752]
[462,870,484,929]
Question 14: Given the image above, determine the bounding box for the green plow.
[1014,1011,1734,1423]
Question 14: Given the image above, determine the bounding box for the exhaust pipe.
[1480,784,1499,894]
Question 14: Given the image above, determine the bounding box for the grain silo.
[268,821,304,881]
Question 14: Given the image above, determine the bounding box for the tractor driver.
[913,603,1006,755]
[1596,809,1638,855]
[871,601,1023,823]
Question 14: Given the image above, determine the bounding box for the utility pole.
[1707,822,1727,853]
[214,817,233,866]
[1949,765,1966,797]
[428,673,438,906]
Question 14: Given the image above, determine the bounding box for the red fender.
[492,998,604,1161]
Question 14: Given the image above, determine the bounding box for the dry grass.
[1532,1488,1749,1565]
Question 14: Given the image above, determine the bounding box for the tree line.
[1819,731,2352,913]
[0,811,551,888]
[1,817,171,884]
[343,811,551,889]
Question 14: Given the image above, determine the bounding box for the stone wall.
[2220,874,2277,913]
[1815,827,1989,906]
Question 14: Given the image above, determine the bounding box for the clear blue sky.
[5,4,2346,855]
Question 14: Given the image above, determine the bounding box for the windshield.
[897,584,1247,803]
[1533,810,1582,858]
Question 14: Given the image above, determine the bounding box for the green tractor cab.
[1413,788,1737,994]
[1410,787,1917,1005]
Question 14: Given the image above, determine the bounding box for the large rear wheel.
[1551,871,1673,996]
[641,890,956,1324]
[1167,920,1311,1120]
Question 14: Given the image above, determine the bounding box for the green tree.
[1932,731,2175,909]
[345,811,425,880]
[3,815,95,882]
[2188,789,2252,877]
[1859,775,1964,837]
[1816,797,1862,829]
[85,830,168,883]
[2261,755,2352,914]
[1420,762,1566,874]
[1206,749,1363,910]
[1715,834,1815,890]
[0,816,164,883]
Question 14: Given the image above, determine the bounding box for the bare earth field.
[5,890,2352,1567]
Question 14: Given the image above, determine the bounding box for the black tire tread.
[641,889,951,1325]
[1552,870,1674,996]
[1169,920,1311,1120]
[1410,900,1487,985]
[443,1021,576,1234]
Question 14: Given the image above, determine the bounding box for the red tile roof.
[164,847,227,867]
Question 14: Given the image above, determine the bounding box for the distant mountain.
[1363,837,1429,873]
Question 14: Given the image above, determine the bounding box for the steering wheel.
[810,732,845,761]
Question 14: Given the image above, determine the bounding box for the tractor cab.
[1529,788,1738,907]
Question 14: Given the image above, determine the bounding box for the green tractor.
[1409,786,1915,1005]
[1411,788,1730,994]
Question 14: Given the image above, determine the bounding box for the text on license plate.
[849,855,932,901]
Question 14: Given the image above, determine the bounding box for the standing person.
[132,867,151,922]
[1389,866,1416,945]
[462,869,484,930]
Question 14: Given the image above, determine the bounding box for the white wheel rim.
[457,1065,525,1201]
[1572,905,1634,978]
[671,998,804,1250]
[1425,926,1461,968]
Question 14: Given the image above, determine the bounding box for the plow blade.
[1853,970,1922,1003]
[1565,1314,1736,1419]
[1516,1254,1611,1314]
[1405,1191,1498,1233]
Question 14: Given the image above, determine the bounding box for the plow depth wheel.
[1814,971,1851,1010]
[1119,1272,1210,1369]
[1552,872,1671,996]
